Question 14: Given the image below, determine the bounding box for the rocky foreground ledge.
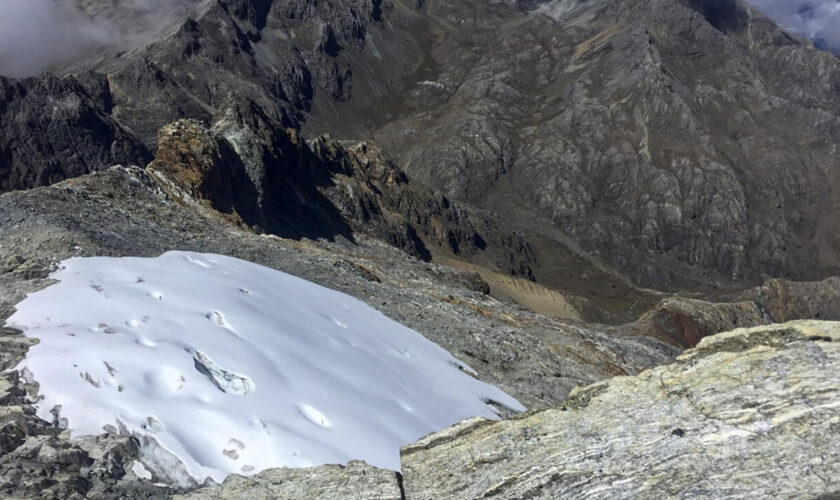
[180,320,840,499]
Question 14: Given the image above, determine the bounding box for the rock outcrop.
[400,320,840,499]
[147,117,537,278]
[627,296,764,347]
[741,277,840,324]
[180,461,401,500]
[626,276,840,347]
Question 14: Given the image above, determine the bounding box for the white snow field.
[6,251,525,485]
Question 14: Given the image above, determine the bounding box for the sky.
[745,0,840,53]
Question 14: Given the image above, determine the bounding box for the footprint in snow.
[143,366,186,394]
[136,336,156,347]
[94,323,117,334]
[207,311,242,339]
[223,438,245,460]
[207,310,234,330]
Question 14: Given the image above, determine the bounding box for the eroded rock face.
[147,117,538,278]
[147,119,262,228]
[336,0,840,289]
[0,74,150,192]
[628,296,764,347]
[400,320,840,499]
[742,277,840,324]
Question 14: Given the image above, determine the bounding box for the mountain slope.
[0,1,838,495]
[2,0,838,293]
[347,0,840,288]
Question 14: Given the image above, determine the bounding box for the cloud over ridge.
[0,0,202,78]
[0,0,113,77]
[746,0,840,53]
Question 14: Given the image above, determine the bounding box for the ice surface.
[6,251,525,484]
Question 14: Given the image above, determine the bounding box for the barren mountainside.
[0,0,839,498]
[2,0,839,291]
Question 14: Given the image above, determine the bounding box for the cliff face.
[146,118,538,277]
[0,74,150,191]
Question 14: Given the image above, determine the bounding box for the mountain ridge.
[2,0,839,294]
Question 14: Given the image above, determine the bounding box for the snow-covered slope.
[6,251,524,485]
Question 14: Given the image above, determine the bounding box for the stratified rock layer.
[180,461,401,500]
[628,296,764,347]
[401,320,840,499]
[624,276,840,347]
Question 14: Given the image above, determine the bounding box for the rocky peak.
[147,116,539,277]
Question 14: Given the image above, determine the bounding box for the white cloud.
[746,0,840,53]
[0,0,114,77]
[0,0,202,78]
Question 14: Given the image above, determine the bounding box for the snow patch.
[6,251,525,484]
